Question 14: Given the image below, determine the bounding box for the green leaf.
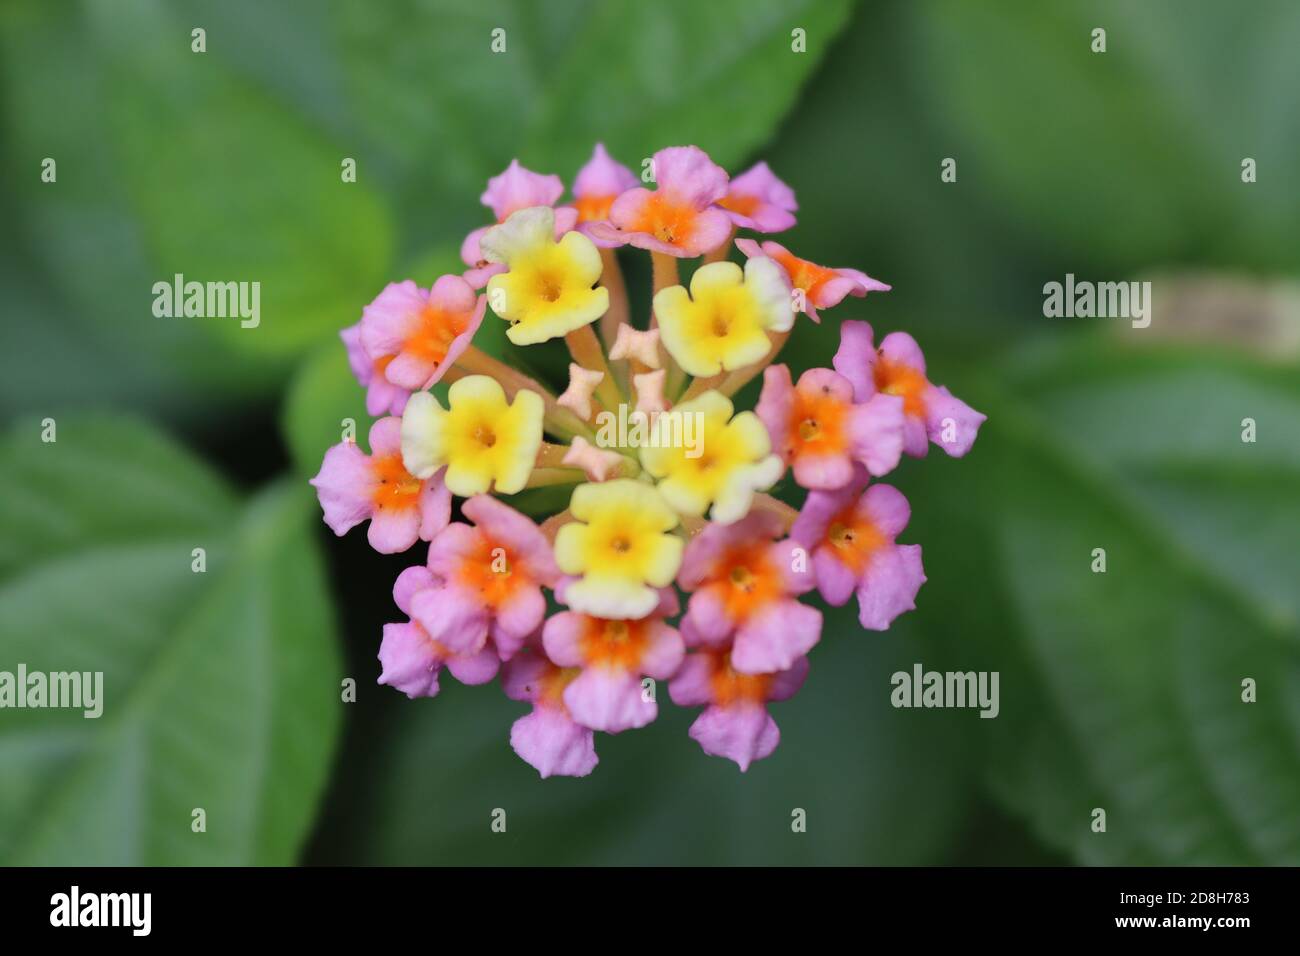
[0,417,344,865]
[335,0,855,233]
[970,337,1300,864]
[912,0,1300,269]
[0,0,393,406]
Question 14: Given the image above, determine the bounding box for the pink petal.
[417,469,452,541]
[367,505,421,554]
[501,653,549,703]
[541,611,586,668]
[463,495,560,587]
[856,543,926,631]
[768,655,811,702]
[667,653,716,707]
[923,385,986,458]
[481,159,565,222]
[859,482,912,538]
[831,320,879,403]
[653,145,729,207]
[563,668,655,733]
[640,620,686,680]
[846,393,905,477]
[444,643,501,686]
[731,599,822,674]
[573,143,638,199]
[878,331,927,375]
[377,622,444,698]
[393,564,437,617]
[310,441,373,536]
[510,707,598,778]
[411,581,490,655]
[812,547,857,606]
[688,703,779,772]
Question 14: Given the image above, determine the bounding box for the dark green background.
[2,0,1297,865]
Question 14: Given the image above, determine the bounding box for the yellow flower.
[654,257,792,377]
[554,479,683,619]
[400,375,543,496]
[639,390,783,525]
[482,206,610,346]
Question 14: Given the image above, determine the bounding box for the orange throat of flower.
[634,195,698,247]
[708,651,772,707]
[825,507,885,575]
[370,453,422,512]
[579,616,651,669]
[873,355,928,418]
[711,547,783,624]
[456,540,523,609]
[787,386,849,459]
[574,195,615,224]
[404,302,471,368]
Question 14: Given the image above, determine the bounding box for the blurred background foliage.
[1,0,1297,865]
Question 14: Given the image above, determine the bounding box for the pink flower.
[757,364,904,487]
[377,565,501,698]
[669,649,809,771]
[833,321,985,457]
[677,510,822,674]
[502,648,598,779]
[589,145,733,258]
[570,143,639,246]
[718,161,797,233]
[358,276,485,391]
[542,582,684,733]
[461,160,579,287]
[790,468,925,631]
[735,239,889,322]
[403,495,560,659]
[310,416,451,554]
[340,321,410,417]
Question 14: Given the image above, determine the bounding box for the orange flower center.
[872,355,929,417]
[403,302,472,369]
[456,537,525,609]
[633,195,698,246]
[708,546,782,623]
[573,195,615,223]
[579,616,651,670]
[718,192,760,218]
[825,507,885,574]
[772,248,837,298]
[532,663,581,708]
[370,453,422,512]
[784,384,848,459]
[708,652,772,707]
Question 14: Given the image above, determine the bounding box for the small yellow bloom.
[639,390,784,525]
[654,257,792,377]
[482,206,610,346]
[554,479,683,619]
[400,375,543,496]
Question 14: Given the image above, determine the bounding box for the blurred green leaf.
[0,0,392,409]
[335,0,856,240]
[0,417,343,864]
[913,0,1300,270]
[970,338,1300,864]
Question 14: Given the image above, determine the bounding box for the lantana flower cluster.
[312,144,985,776]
